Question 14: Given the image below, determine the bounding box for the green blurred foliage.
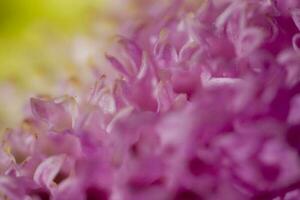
[0,0,101,37]
[0,0,106,89]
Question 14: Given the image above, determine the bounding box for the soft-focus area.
[0,0,127,131]
[0,0,103,86]
[1,0,300,199]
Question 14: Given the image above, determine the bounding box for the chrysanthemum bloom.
[1,0,300,199]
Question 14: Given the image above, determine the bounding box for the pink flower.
[1,0,300,199]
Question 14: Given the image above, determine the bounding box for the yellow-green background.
[0,0,114,89]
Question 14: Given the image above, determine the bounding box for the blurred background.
[0,0,134,132]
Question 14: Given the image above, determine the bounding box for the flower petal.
[34,155,65,188]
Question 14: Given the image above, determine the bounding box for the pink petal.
[34,155,65,188]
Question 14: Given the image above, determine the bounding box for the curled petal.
[34,155,65,188]
[106,54,131,79]
[119,38,143,70]
[292,33,300,51]
[291,9,300,31]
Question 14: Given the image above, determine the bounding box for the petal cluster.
[1,0,300,199]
